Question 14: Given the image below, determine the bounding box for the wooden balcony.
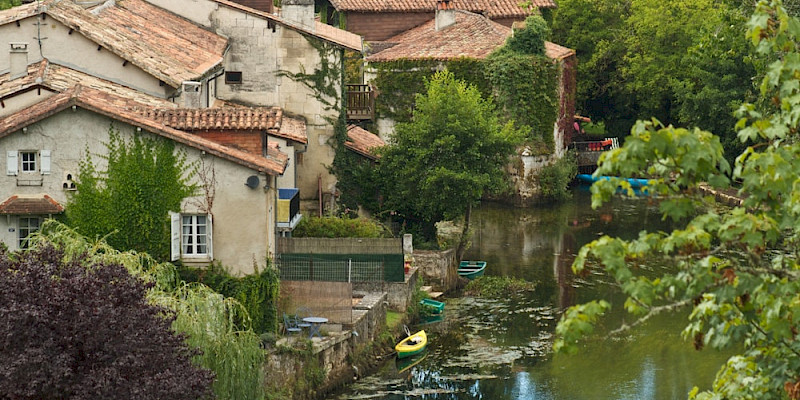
[346,84,374,121]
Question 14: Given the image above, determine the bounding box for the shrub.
[0,244,214,399]
[293,216,392,238]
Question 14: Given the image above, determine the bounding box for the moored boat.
[576,174,651,189]
[458,261,487,280]
[395,330,427,359]
[420,298,445,314]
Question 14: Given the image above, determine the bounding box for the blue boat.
[576,174,651,189]
[458,261,486,280]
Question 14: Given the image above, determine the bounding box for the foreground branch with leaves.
[554,1,800,398]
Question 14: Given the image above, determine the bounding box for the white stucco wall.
[0,16,168,98]
[0,107,276,274]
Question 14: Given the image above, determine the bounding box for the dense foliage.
[0,244,214,400]
[555,1,800,398]
[178,263,280,334]
[536,151,578,202]
[293,216,391,238]
[0,0,19,10]
[67,127,196,260]
[35,221,267,400]
[551,0,759,160]
[377,71,523,252]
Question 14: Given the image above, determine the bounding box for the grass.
[386,310,403,329]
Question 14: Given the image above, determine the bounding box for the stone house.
[363,6,577,203]
[1,0,363,209]
[0,85,288,273]
[0,0,367,272]
[320,0,556,42]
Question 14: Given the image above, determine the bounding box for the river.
[335,187,733,400]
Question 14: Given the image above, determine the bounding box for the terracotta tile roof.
[0,0,228,88]
[366,11,574,62]
[0,194,64,215]
[345,124,384,160]
[0,60,177,108]
[210,0,363,51]
[0,86,287,175]
[544,41,576,61]
[366,11,509,61]
[137,107,283,131]
[277,116,308,144]
[0,1,40,25]
[328,0,555,16]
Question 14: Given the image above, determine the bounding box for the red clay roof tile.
[328,0,555,16]
[0,86,287,175]
[366,11,574,62]
[0,194,64,215]
[0,0,228,88]
[345,124,384,160]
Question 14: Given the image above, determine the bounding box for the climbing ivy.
[66,125,196,261]
[370,58,489,123]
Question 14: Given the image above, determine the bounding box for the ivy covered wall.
[367,54,559,155]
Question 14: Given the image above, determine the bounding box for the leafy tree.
[671,5,759,164]
[506,15,550,55]
[378,71,523,256]
[0,0,20,10]
[0,244,214,400]
[555,1,800,398]
[67,126,196,260]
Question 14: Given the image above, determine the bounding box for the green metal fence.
[277,253,404,282]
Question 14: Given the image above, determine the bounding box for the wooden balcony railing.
[346,84,374,121]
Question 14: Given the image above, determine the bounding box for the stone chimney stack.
[282,0,315,30]
[9,42,29,80]
[182,81,202,109]
[435,0,456,31]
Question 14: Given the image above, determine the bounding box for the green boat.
[420,298,445,314]
[458,261,487,280]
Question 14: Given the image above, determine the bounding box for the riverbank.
[264,250,460,399]
[698,183,745,207]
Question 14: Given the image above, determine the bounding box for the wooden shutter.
[40,150,51,175]
[170,211,181,261]
[6,151,17,176]
[206,214,213,260]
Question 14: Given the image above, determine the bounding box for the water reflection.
[336,188,731,400]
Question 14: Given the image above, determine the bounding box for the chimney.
[435,0,455,31]
[282,0,315,30]
[182,81,202,109]
[9,42,29,80]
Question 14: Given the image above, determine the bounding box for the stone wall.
[414,249,459,292]
[264,288,388,398]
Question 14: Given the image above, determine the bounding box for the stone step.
[428,291,443,299]
[421,286,433,293]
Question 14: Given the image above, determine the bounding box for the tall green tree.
[379,71,522,255]
[0,0,21,10]
[555,1,800,398]
[67,127,196,260]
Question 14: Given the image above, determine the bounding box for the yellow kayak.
[395,330,427,359]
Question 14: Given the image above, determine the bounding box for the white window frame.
[6,150,50,175]
[170,212,213,261]
[20,151,37,173]
[18,216,41,249]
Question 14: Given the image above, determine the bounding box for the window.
[20,151,36,172]
[225,71,243,84]
[182,215,208,256]
[18,217,41,249]
[7,150,50,176]
[170,212,213,261]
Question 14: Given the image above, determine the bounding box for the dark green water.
[336,187,732,400]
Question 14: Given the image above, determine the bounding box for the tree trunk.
[455,203,471,261]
